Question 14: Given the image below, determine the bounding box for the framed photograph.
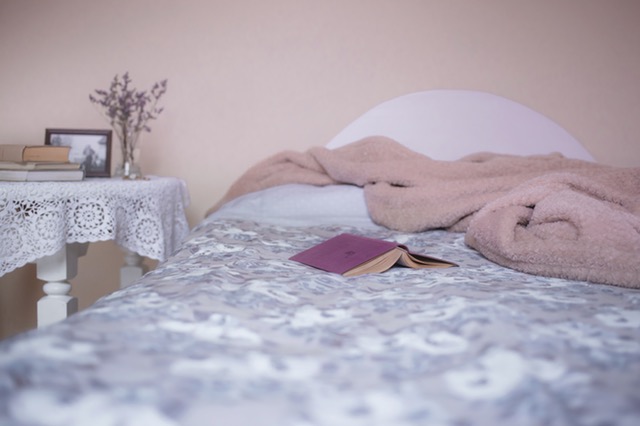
[45,128,112,177]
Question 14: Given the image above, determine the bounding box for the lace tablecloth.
[0,176,190,277]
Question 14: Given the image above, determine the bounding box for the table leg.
[36,243,88,327]
[120,250,148,288]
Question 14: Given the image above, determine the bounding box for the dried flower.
[89,72,167,170]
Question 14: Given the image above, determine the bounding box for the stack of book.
[0,144,85,181]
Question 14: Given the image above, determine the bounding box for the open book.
[289,233,457,277]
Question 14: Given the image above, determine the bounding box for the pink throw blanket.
[208,137,640,288]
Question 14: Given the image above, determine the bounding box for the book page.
[344,249,403,277]
[396,248,457,268]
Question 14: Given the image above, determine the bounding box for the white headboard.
[327,90,594,161]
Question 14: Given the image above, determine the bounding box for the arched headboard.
[327,90,594,161]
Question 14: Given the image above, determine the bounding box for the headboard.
[326,90,594,161]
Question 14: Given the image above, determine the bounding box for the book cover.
[289,233,456,276]
[0,168,85,182]
[290,233,398,275]
[0,145,71,163]
[0,161,82,171]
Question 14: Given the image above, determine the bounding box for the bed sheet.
[1,217,639,426]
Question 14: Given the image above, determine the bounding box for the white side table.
[0,176,190,327]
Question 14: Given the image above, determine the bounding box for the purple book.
[289,233,456,277]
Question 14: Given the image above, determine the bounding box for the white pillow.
[207,184,378,228]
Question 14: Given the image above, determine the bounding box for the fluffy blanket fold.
[208,136,640,288]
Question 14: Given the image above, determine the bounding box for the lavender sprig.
[89,73,167,160]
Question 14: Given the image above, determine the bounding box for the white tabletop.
[0,176,190,277]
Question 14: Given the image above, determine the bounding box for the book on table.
[0,144,71,162]
[0,161,82,171]
[289,233,457,277]
[0,168,85,182]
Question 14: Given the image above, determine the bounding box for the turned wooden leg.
[36,243,88,327]
[120,250,148,288]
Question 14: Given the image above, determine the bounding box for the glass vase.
[114,131,143,180]
[114,159,142,180]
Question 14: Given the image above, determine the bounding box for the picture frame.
[45,128,112,177]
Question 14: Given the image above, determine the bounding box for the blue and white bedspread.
[1,218,639,426]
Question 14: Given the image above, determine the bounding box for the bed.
[1,90,639,426]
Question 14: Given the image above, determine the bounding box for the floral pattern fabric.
[1,217,639,426]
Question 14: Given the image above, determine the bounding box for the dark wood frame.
[45,128,112,177]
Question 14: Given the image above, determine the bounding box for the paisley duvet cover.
[1,216,639,426]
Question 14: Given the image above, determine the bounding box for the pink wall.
[1,0,639,337]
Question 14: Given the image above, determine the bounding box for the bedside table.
[0,176,190,327]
